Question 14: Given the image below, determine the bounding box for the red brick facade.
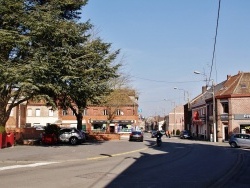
[190,71,250,142]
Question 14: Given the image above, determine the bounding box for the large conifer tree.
[0,0,120,129]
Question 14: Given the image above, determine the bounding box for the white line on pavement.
[0,162,59,171]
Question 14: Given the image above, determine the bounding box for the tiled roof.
[216,72,250,98]
[190,71,250,106]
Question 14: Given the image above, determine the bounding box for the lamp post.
[174,87,190,106]
[194,71,216,142]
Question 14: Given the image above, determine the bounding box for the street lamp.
[174,87,190,105]
[194,70,209,86]
[194,71,216,142]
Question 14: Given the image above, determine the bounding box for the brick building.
[6,89,139,134]
[189,71,250,142]
[164,105,184,135]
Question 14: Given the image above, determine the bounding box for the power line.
[208,0,221,83]
[131,75,203,84]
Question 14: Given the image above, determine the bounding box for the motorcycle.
[156,134,162,146]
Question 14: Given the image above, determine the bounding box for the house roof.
[190,71,250,108]
[216,71,250,98]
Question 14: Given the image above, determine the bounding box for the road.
[0,133,249,188]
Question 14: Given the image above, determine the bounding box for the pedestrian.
[168,131,171,138]
[166,130,168,138]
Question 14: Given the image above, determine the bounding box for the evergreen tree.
[0,0,120,129]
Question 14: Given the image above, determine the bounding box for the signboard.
[234,114,250,120]
[220,114,229,121]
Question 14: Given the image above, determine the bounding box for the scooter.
[156,135,162,146]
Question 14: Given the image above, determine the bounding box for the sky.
[80,0,250,117]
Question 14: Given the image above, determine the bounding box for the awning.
[193,119,203,126]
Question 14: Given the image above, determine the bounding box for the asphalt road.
[0,133,249,188]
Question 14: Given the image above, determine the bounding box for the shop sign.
[92,120,107,123]
[111,120,132,124]
[234,114,250,120]
[209,116,214,121]
[220,114,229,121]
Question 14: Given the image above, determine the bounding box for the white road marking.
[0,162,59,171]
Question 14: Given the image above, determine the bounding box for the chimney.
[227,75,231,80]
[202,86,207,93]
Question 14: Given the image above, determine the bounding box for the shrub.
[0,126,6,134]
[176,129,181,135]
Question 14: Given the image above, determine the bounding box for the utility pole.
[212,80,216,142]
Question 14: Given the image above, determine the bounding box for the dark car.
[129,131,143,142]
[58,127,85,145]
[180,130,192,139]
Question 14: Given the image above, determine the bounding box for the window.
[62,110,68,116]
[35,109,40,116]
[83,109,87,116]
[48,109,54,117]
[27,109,32,116]
[202,108,205,115]
[103,109,108,115]
[116,109,121,116]
[221,102,229,113]
[10,109,14,116]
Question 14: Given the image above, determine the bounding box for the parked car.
[129,131,143,142]
[180,130,192,139]
[81,130,89,141]
[229,133,250,148]
[58,128,85,145]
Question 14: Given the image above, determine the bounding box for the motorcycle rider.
[156,130,163,146]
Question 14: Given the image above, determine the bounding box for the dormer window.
[241,84,247,89]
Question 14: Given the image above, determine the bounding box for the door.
[237,134,245,147]
[243,134,250,147]
[224,126,229,141]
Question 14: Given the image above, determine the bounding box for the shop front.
[234,114,250,134]
[111,120,134,133]
[91,120,107,133]
[91,120,135,133]
[192,111,206,139]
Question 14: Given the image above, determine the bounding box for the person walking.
[168,131,171,138]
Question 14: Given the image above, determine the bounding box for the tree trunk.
[76,113,83,130]
[106,123,110,133]
[0,105,9,127]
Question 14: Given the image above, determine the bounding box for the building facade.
[165,105,184,135]
[188,71,250,142]
[6,89,139,134]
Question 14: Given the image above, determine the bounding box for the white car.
[229,133,250,148]
[58,128,85,145]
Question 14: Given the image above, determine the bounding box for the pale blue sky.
[81,0,250,117]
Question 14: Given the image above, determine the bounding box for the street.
[0,133,250,188]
